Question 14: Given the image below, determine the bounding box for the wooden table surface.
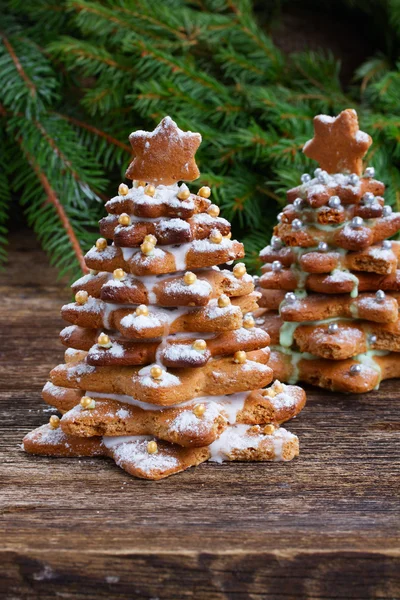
[1,231,399,600]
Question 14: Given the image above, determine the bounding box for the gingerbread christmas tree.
[23,117,305,480]
[256,109,400,393]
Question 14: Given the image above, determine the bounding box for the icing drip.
[208,424,295,463]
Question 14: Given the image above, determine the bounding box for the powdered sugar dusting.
[109,437,179,475]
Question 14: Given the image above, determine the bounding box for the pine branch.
[0,31,59,116]
[22,144,88,274]
[55,113,132,155]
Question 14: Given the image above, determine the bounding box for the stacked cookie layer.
[24,117,305,479]
[256,109,400,393]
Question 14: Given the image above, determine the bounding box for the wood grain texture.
[1,231,400,599]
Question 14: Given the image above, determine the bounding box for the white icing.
[102,435,151,449]
[208,425,295,463]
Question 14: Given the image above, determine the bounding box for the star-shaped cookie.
[125,116,202,186]
[303,108,372,175]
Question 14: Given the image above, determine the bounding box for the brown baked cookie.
[99,213,231,247]
[125,117,202,186]
[302,109,372,175]
[50,350,273,406]
[268,347,400,394]
[84,237,245,276]
[23,422,300,479]
[105,189,210,220]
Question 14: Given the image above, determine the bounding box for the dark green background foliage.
[1,0,400,280]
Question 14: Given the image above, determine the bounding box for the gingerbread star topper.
[125,116,202,186]
[302,108,372,175]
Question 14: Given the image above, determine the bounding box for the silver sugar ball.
[364,167,375,178]
[301,173,311,184]
[293,198,303,210]
[317,241,328,252]
[350,364,362,376]
[328,323,339,334]
[272,260,282,272]
[375,290,386,303]
[318,170,330,184]
[271,236,283,250]
[285,292,296,304]
[382,205,393,217]
[328,196,341,209]
[382,240,392,250]
[291,218,302,231]
[348,174,360,186]
[368,334,377,345]
[363,192,375,205]
[277,212,283,222]
[314,168,322,177]
[351,216,363,229]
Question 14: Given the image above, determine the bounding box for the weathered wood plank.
[1,231,400,599]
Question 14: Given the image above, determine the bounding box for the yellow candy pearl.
[80,396,96,410]
[75,290,88,305]
[210,230,223,244]
[192,339,207,352]
[145,184,155,197]
[264,424,275,435]
[184,271,197,285]
[141,241,155,255]
[207,204,220,217]
[218,294,230,308]
[113,268,126,280]
[233,350,246,364]
[118,213,131,226]
[177,188,190,200]
[49,415,60,429]
[193,404,206,417]
[150,366,163,380]
[147,441,158,454]
[97,333,111,347]
[144,234,157,245]
[243,316,255,329]
[135,304,149,316]
[96,238,107,251]
[198,186,211,198]
[118,183,129,196]
[233,263,246,278]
